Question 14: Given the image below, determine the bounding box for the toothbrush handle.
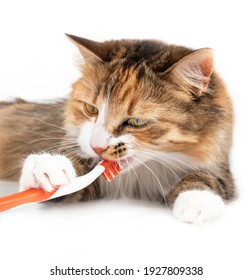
[0,188,57,212]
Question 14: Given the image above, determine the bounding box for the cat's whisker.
[138,150,190,175]
[122,162,131,198]
[43,142,80,152]
[126,158,139,199]
[157,151,214,177]
[0,137,53,160]
[135,152,189,195]
[0,136,80,160]
[139,148,199,172]
[136,152,183,183]
[138,149,214,183]
[32,113,73,134]
[131,155,168,207]
[0,164,23,178]
[124,158,144,200]
[57,148,81,158]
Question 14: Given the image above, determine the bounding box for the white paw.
[172,190,225,225]
[19,154,76,192]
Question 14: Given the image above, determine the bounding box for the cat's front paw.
[19,154,76,192]
[172,190,225,225]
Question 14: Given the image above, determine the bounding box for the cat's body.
[0,36,236,224]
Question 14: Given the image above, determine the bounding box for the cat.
[0,34,236,224]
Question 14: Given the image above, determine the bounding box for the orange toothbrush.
[0,160,123,213]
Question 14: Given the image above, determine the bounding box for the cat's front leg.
[168,171,235,225]
[19,153,76,192]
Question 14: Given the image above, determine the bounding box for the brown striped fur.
[0,35,235,206]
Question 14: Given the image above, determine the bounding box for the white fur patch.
[96,103,106,126]
[78,120,101,157]
[172,189,225,225]
[19,154,76,192]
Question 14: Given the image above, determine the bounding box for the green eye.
[84,103,98,115]
[127,118,148,128]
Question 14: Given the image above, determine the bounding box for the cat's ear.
[66,34,107,63]
[167,48,214,96]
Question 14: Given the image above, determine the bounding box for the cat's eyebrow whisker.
[79,76,98,93]
[131,155,168,207]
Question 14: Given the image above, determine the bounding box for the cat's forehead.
[106,66,165,112]
[104,65,141,97]
[94,66,145,114]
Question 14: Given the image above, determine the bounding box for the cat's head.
[65,34,231,166]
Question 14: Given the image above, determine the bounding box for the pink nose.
[92,146,108,156]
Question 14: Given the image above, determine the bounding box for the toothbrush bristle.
[100,160,121,182]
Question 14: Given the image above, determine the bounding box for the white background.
[0,0,251,279]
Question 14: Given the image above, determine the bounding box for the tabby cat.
[0,34,236,224]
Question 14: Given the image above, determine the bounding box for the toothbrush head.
[100,160,124,182]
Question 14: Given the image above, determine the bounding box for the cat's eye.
[126,118,148,128]
[84,103,98,115]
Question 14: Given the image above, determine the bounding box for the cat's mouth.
[90,142,134,163]
[116,156,134,168]
[96,155,135,172]
[85,142,136,169]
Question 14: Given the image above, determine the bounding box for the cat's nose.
[91,146,108,156]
